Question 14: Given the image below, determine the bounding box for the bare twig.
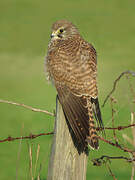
[110,97,118,145]
[0,99,55,117]
[16,124,24,180]
[130,113,135,146]
[126,75,135,101]
[123,134,134,146]
[29,145,33,180]
[92,155,119,180]
[0,132,53,143]
[122,112,135,180]
[92,155,135,166]
[106,163,117,180]
[131,165,135,180]
[102,70,135,107]
[34,144,40,178]
[122,112,135,154]
[37,164,42,180]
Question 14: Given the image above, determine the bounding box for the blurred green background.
[0,0,135,179]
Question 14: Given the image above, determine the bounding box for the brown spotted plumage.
[45,20,104,150]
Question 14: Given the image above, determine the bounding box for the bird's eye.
[59,29,64,33]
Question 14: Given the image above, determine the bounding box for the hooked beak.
[50,31,62,39]
[50,34,54,38]
[50,32,56,39]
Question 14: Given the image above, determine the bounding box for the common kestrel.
[45,20,103,150]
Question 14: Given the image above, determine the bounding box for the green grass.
[0,0,135,179]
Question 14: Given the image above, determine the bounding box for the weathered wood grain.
[47,99,88,180]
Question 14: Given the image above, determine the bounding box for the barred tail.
[86,100,99,149]
[91,97,105,135]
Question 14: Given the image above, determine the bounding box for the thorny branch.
[0,99,55,117]
[102,70,135,107]
[0,132,53,143]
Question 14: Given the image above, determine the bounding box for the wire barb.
[0,132,53,143]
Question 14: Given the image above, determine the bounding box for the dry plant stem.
[102,70,135,107]
[122,112,135,180]
[16,124,24,180]
[130,112,135,180]
[0,99,54,117]
[29,145,34,180]
[126,75,135,100]
[131,113,135,146]
[0,132,53,143]
[98,136,135,154]
[106,163,117,180]
[37,164,42,180]
[16,138,22,180]
[130,154,135,180]
[131,165,135,180]
[34,144,40,178]
[122,134,134,146]
[110,98,118,144]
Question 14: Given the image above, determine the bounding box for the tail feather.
[87,99,99,149]
[91,97,105,135]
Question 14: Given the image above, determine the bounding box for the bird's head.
[50,20,79,41]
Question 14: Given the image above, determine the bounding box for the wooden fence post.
[47,98,88,180]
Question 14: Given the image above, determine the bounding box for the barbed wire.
[0,132,53,143]
[0,70,135,179]
[97,123,135,131]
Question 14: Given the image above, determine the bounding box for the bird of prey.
[45,20,104,150]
